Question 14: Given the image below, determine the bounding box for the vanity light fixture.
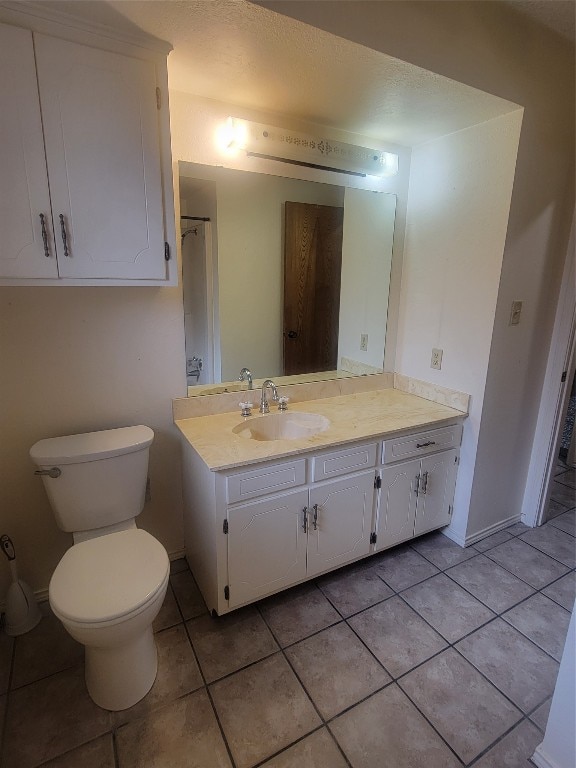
[221,117,398,178]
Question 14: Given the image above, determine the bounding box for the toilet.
[30,425,169,711]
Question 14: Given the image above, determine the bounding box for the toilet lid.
[49,529,169,624]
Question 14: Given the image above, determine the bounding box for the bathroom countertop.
[175,388,467,471]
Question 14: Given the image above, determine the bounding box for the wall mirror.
[179,161,396,393]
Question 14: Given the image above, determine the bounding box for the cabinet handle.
[59,214,70,258]
[421,471,429,495]
[414,474,420,496]
[39,214,50,258]
[416,440,436,449]
[302,507,308,533]
[312,503,319,531]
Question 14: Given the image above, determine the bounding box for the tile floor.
[0,464,574,768]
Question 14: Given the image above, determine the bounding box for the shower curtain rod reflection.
[181,216,211,221]
[181,216,211,241]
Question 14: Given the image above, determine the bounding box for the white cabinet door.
[377,458,420,550]
[0,24,58,278]
[414,449,458,536]
[34,34,166,280]
[227,489,308,608]
[307,471,374,577]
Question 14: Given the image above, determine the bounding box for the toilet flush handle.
[34,468,61,479]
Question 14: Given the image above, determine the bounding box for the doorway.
[283,201,344,375]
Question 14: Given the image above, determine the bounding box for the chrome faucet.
[238,367,253,390]
[260,379,279,413]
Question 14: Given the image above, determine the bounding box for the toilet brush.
[1,535,41,636]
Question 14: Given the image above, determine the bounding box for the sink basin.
[233,412,330,441]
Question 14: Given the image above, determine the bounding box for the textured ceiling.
[505,0,575,41]
[36,0,521,146]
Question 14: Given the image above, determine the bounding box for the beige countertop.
[175,388,467,472]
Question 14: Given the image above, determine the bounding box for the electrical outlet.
[431,348,443,370]
[360,334,368,352]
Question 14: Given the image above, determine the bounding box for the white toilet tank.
[30,426,154,534]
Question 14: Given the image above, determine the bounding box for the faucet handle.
[239,402,254,418]
[278,397,289,411]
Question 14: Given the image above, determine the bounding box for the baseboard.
[169,548,186,562]
[531,743,563,768]
[444,514,522,549]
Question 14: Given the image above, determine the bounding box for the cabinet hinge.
[448,504,453,516]
[374,475,382,489]
[156,87,162,110]
[224,585,230,601]
[370,532,377,545]
[561,371,567,383]
[455,455,459,465]
[164,242,171,261]
[223,519,228,534]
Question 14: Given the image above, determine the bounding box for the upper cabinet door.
[34,34,166,280]
[0,24,58,278]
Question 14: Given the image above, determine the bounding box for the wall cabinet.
[0,22,174,285]
[180,424,462,615]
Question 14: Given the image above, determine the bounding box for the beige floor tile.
[548,509,576,536]
[0,631,14,694]
[446,554,534,613]
[505,522,531,536]
[371,544,439,591]
[260,728,348,768]
[484,538,569,589]
[530,698,552,734]
[116,688,231,768]
[285,622,390,718]
[402,573,495,643]
[472,719,542,768]
[456,618,559,713]
[541,571,576,610]
[113,624,203,727]
[348,595,447,677]
[503,593,572,660]
[187,606,278,682]
[549,479,576,508]
[546,498,571,519]
[210,653,321,768]
[169,558,189,574]
[259,584,341,647]
[11,605,83,690]
[330,684,461,768]
[3,665,111,768]
[556,468,576,488]
[519,525,576,567]
[410,532,476,569]
[316,562,393,617]
[39,735,115,768]
[170,569,207,620]
[399,649,522,764]
[472,530,515,553]
[153,585,182,632]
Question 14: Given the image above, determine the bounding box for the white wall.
[0,287,186,598]
[267,0,575,541]
[396,111,523,542]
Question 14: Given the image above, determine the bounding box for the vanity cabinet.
[0,22,174,285]
[180,423,462,616]
[375,425,462,550]
[225,445,376,608]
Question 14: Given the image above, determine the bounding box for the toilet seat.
[49,529,169,625]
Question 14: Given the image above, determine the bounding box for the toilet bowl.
[49,528,169,710]
[30,425,169,711]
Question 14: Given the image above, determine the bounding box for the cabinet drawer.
[382,424,462,464]
[312,443,377,482]
[227,459,306,504]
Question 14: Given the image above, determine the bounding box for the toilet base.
[85,625,158,711]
